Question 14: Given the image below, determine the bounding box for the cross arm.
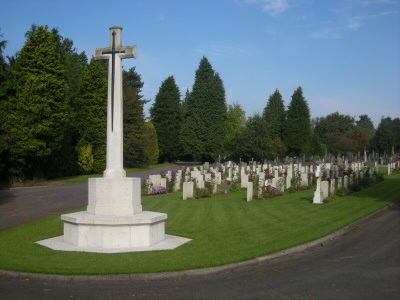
[94,45,138,60]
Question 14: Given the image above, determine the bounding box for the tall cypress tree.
[263,89,285,140]
[7,25,68,179]
[180,56,227,161]
[150,76,182,162]
[283,87,312,156]
[74,58,108,174]
[210,72,227,158]
[123,67,149,168]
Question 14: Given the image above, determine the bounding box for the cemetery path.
[0,165,183,231]
[0,202,399,299]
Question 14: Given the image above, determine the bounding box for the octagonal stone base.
[61,211,167,248]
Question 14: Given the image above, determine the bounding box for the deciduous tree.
[371,118,395,155]
[224,102,246,159]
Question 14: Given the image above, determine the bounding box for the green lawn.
[0,173,399,275]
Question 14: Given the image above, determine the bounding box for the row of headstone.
[145,159,399,201]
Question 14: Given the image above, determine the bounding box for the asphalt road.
[0,167,399,299]
[0,165,183,231]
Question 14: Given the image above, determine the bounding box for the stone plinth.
[62,211,167,248]
[87,177,142,216]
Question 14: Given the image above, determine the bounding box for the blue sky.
[1,0,399,128]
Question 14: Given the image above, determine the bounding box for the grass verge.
[0,173,399,275]
[4,164,171,188]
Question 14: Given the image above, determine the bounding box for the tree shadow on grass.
[300,197,313,203]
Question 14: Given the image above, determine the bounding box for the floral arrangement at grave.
[308,170,316,187]
[320,162,327,181]
[161,170,178,193]
[281,168,288,178]
[248,170,262,200]
[153,186,167,195]
[193,178,215,198]
[263,168,275,179]
[291,169,303,190]
[261,185,281,199]
[228,177,240,191]
[141,179,154,196]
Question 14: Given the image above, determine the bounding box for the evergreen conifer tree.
[180,56,227,161]
[123,67,149,167]
[7,25,68,178]
[263,89,285,140]
[150,76,182,162]
[283,87,312,156]
[142,122,159,165]
[74,58,108,173]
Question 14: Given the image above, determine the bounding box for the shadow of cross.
[94,26,138,179]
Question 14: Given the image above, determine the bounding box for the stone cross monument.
[94,26,137,179]
[51,27,175,252]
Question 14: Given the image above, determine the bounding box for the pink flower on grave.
[154,186,167,194]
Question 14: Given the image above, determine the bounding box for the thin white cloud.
[347,10,398,30]
[244,0,289,16]
[362,0,398,6]
[309,28,341,39]
[347,19,361,30]
[193,43,251,57]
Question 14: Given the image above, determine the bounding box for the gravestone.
[221,180,229,194]
[241,174,249,189]
[183,182,194,200]
[313,177,324,204]
[330,179,335,196]
[301,173,308,186]
[321,181,329,199]
[247,182,253,201]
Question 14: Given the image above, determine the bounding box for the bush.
[335,187,349,197]
[76,144,94,174]
[348,183,362,193]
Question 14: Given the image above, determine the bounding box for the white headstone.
[247,182,253,201]
[183,182,194,200]
[313,177,323,204]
